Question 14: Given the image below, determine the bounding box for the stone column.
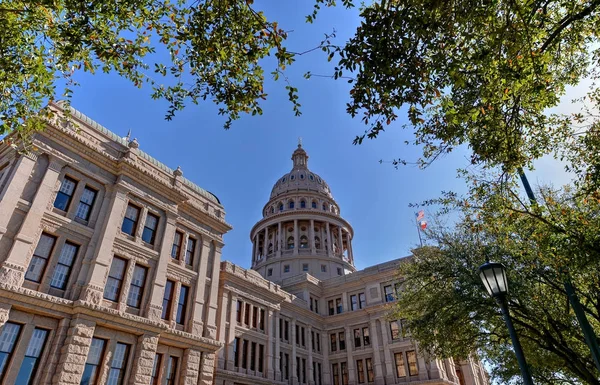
[369,319,385,385]
[0,153,36,245]
[147,212,178,321]
[198,352,216,385]
[322,332,331,385]
[204,241,223,339]
[309,220,315,253]
[345,327,356,383]
[380,321,395,383]
[417,352,430,381]
[224,292,238,370]
[337,227,343,258]
[77,184,128,305]
[52,317,96,385]
[325,222,332,257]
[266,309,275,379]
[307,326,314,385]
[293,219,299,255]
[347,234,354,265]
[129,334,159,385]
[181,348,203,385]
[275,311,282,381]
[277,222,282,257]
[291,319,298,384]
[264,227,269,257]
[0,157,63,286]
[252,235,258,265]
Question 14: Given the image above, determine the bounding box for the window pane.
[145,214,158,230]
[125,205,139,221]
[104,257,127,301]
[87,338,105,365]
[50,242,78,289]
[0,323,21,380]
[76,188,97,221]
[407,350,418,376]
[107,343,130,385]
[59,178,76,195]
[16,328,49,385]
[127,265,147,308]
[176,285,189,324]
[162,280,174,320]
[394,353,406,377]
[34,234,55,258]
[185,238,196,265]
[108,258,126,280]
[25,256,48,283]
[80,188,96,205]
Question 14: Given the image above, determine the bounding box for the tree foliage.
[0,0,351,137]
[327,0,600,177]
[393,171,600,384]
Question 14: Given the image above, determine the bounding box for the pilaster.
[266,309,275,379]
[369,319,385,384]
[52,317,96,385]
[0,153,36,244]
[204,241,222,339]
[129,334,159,385]
[198,352,216,385]
[180,348,203,385]
[293,219,299,256]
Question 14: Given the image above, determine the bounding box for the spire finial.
[298,137,303,147]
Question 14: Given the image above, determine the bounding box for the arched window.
[289,201,295,209]
[315,236,321,249]
[300,235,308,249]
[279,203,284,211]
[312,201,317,209]
[287,237,295,249]
[322,203,326,211]
[300,200,306,209]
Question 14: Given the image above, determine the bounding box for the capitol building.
[0,102,487,385]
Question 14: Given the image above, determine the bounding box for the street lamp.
[478,262,534,385]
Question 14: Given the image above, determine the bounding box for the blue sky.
[65,1,573,270]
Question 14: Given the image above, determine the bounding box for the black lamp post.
[479,262,534,385]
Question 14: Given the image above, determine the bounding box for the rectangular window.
[75,186,97,221]
[121,204,140,236]
[16,328,49,385]
[250,341,256,371]
[350,295,357,311]
[81,337,106,385]
[258,344,264,372]
[354,329,361,347]
[366,358,374,382]
[394,352,406,378]
[356,360,365,384]
[267,268,273,276]
[126,265,147,308]
[259,309,265,331]
[359,293,366,309]
[241,340,248,369]
[314,299,319,314]
[151,354,162,385]
[54,176,77,211]
[284,320,289,341]
[0,322,22,382]
[318,363,322,385]
[236,301,242,324]
[283,265,290,273]
[338,332,345,351]
[407,350,418,376]
[171,231,183,259]
[25,233,56,283]
[141,212,159,245]
[166,356,178,385]
[330,334,337,352]
[104,257,127,301]
[328,300,334,316]
[332,363,339,385]
[176,285,189,325]
[233,338,240,367]
[300,327,305,347]
[252,307,258,328]
[50,241,78,289]
[284,353,289,379]
[337,267,343,276]
[311,331,315,351]
[384,285,394,302]
[295,324,300,345]
[296,357,300,381]
[244,303,250,326]
[341,362,349,385]
[321,264,327,272]
[107,343,130,385]
[316,333,321,352]
[362,327,370,346]
[313,361,317,384]
[302,263,309,272]
[185,238,196,266]
[390,321,401,340]
[162,280,175,320]
[336,298,342,314]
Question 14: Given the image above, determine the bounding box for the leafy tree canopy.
[328,0,600,178]
[0,0,351,137]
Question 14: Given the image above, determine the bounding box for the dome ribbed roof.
[269,144,333,199]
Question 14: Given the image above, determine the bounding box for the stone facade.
[0,102,488,385]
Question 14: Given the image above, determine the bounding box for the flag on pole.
[416,210,425,221]
[420,220,427,230]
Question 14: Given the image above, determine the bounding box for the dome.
[270,144,333,199]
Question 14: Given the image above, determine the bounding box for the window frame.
[49,241,79,290]
[0,322,22,383]
[54,176,77,212]
[126,264,148,308]
[185,237,196,266]
[162,280,175,320]
[151,353,162,385]
[121,203,140,237]
[171,231,184,260]
[104,256,128,302]
[176,284,189,325]
[107,342,130,385]
[15,327,49,385]
[25,233,57,283]
[75,185,98,222]
[141,212,159,245]
[82,337,107,385]
[407,350,419,376]
[166,356,179,385]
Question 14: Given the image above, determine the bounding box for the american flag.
[416,210,425,221]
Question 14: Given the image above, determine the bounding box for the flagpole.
[415,213,423,247]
